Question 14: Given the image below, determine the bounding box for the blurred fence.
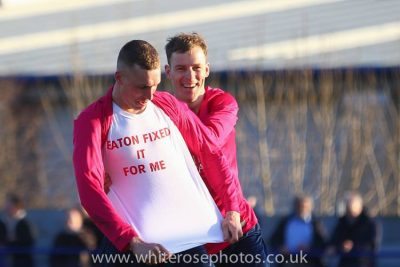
[0,68,399,216]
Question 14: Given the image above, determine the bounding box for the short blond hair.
[165,32,208,64]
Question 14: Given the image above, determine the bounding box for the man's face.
[66,209,83,232]
[116,64,161,113]
[297,199,313,219]
[346,196,363,218]
[165,46,210,105]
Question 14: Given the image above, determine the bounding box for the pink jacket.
[198,86,258,254]
[73,86,240,251]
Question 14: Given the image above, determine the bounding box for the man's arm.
[73,110,137,252]
[153,91,242,243]
[153,91,238,153]
[199,89,238,144]
[193,90,244,243]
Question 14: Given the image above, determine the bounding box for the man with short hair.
[330,192,380,267]
[73,40,236,266]
[4,193,35,267]
[164,32,267,266]
[269,195,326,267]
[49,208,88,267]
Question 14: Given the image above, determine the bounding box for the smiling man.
[164,33,268,266]
[73,40,237,266]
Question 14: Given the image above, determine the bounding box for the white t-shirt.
[103,101,224,253]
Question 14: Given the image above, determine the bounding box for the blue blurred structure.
[1,211,399,267]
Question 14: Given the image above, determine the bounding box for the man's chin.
[185,91,197,100]
[176,94,192,102]
[135,103,147,112]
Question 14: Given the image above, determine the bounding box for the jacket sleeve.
[153,91,238,153]
[152,91,240,213]
[73,109,137,252]
[199,91,242,213]
[199,150,240,213]
[201,90,238,145]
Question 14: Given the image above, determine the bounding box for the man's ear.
[205,62,210,78]
[114,71,122,84]
[165,64,171,78]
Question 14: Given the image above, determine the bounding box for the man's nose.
[145,87,156,100]
[184,69,196,81]
[144,89,152,99]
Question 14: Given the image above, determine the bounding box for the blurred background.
[0,0,399,266]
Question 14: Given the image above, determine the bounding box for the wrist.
[225,211,240,221]
[129,236,142,251]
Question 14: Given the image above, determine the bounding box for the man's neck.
[188,90,205,114]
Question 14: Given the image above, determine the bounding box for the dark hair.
[293,194,313,209]
[117,40,160,70]
[165,32,208,64]
[6,193,24,209]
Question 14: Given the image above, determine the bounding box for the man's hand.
[129,237,171,265]
[342,240,354,253]
[222,211,243,244]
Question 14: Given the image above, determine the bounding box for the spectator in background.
[50,207,89,267]
[4,192,35,267]
[330,192,380,267]
[269,195,327,267]
[81,208,104,252]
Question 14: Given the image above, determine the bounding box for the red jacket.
[197,86,258,254]
[73,86,240,251]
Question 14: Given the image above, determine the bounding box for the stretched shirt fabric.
[195,86,258,254]
[103,102,223,253]
[73,86,239,252]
